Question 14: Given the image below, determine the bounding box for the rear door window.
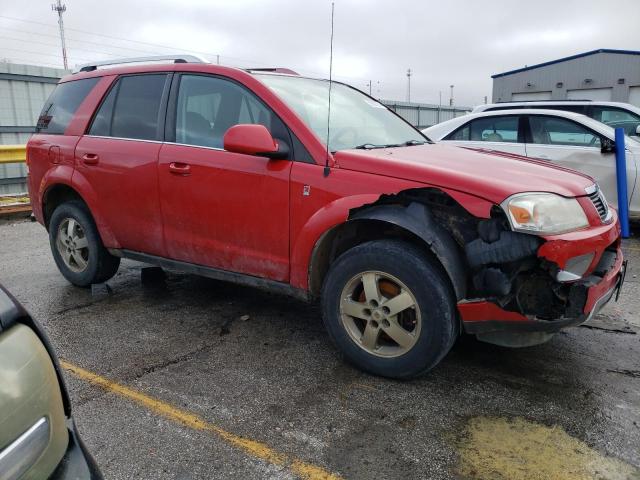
[528,116,601,147]
[89,74,168,141]
[36,78,99,134]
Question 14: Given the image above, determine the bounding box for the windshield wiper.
[353,140,431,150]
[354,143,402,150]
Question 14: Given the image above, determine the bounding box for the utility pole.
[366,80,372,95]
[51,0,68,70]
[406,69,412,102]
[438,91,442,123]
[449,84,454,106]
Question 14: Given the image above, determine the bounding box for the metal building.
[0,62,69,194]
[492,49,640,105]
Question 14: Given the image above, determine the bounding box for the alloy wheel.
[56,218,90,273]
[339,271,421,357]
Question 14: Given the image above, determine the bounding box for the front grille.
[588,187,610,222]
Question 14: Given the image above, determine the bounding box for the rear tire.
[49,201,120,287]
[321,239,457,379]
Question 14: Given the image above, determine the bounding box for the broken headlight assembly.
[501,193,589,235]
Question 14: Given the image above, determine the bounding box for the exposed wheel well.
[308,219,451,298]
[43,184,86,229]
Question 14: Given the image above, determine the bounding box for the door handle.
[169,162,191,175]
[82,153,99,165]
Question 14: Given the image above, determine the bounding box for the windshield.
[256,74,428,151]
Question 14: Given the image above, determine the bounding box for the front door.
[158,74,292,281]
[524,115,637,208]
[75,73,170,255]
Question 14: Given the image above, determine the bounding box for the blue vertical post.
[614,127,630,238]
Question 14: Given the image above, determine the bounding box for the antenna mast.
[51,0,69,70]
[324,2,335,177]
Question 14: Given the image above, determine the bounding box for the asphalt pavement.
[1,218,639,480]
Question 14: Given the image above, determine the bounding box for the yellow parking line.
[60,360,341,480]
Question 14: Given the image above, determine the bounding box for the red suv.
[27,56,625,378]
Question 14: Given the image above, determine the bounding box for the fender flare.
[43,172,120,248]
[350,201,467,300]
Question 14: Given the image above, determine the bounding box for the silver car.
[424,109,640,219]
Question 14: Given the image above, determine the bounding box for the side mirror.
[636,124,640,136]
[601,137,616,154]
[223,124,287,159]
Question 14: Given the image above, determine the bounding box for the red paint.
[74,136,165,256]
[457,301,529,322]
[157,143,291,281]
[223,124,279,156]
[28,62,624,332]
[583,244,623,314]
[538,208,620,271]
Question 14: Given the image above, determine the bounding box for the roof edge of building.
[491,48,640,79]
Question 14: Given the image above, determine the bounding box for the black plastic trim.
[111,249,310,301]
[50,419,103,480]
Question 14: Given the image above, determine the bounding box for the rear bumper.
[458,231,625,335]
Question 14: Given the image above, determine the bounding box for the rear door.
[443,115,526,155]
[523,114,636,207]
[74,73,170,255]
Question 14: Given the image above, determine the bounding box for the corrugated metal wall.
[492,51,640,104]
[0,63,66,194]
[381,100,470,129]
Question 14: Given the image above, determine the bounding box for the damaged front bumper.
[457,213,625,338]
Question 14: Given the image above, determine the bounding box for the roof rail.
[73,55,208,73]
[246,67,299,75]
[496,99,593,103]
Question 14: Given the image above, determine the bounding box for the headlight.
[501,193,589,235]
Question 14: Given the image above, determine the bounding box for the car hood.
[333,144,594,204]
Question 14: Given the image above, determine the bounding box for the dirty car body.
[26,58,624,377]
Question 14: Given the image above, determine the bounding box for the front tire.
[321,239,457,379]
[49,201,120,287]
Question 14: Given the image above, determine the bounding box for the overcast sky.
[1,0,638,107]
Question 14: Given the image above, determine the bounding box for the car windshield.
[256,74,428,151]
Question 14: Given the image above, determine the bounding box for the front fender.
[290,194,382,290]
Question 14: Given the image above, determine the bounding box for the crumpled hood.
[333,143,594,203]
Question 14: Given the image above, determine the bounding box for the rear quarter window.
[36,78,99,134]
